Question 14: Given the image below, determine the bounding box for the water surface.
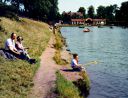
[61,26,128,98]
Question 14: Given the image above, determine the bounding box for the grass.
[0,17,51,97]
[55,71,83,98]
[54,31,63,50]
[73,71,90,97]
[53,50,68,65]
[53,29,68,65]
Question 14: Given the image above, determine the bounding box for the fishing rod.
[79,60,100,70]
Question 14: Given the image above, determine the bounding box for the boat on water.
[110,26,113,29]
[83,28,90,32]
[98,25,104,28]
[79,25,85,28]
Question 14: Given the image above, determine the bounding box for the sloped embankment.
[0,17,51,98]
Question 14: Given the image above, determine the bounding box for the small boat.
[79,25,85,28]
[83,28,90,32]
[110,26,113,29]
[98,25,104,28]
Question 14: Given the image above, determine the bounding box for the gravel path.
[28,35,60,98]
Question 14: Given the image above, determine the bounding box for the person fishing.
[71,53,85,71]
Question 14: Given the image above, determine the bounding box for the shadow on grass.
[60,68,81,72]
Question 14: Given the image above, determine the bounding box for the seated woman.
[15,36,30,59]
[15,36,36,64]
[71,53,85,71]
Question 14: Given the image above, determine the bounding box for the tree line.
[62,1,128,26]
[0,0,59,22]
[0,0,128,25]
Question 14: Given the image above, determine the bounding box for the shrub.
[53,50,68,65]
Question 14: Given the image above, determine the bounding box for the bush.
[54,32,63,50]
[53,50,68,65]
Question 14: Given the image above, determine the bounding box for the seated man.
[71,53,85,71]
[5,32,20,59]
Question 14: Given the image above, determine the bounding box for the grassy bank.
[0,17,51,97]
[55,71,83,98]
[54,27,90,98]
[53,29,68,65]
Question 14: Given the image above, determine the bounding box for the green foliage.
[73,71,90,97]
[0,17,51,97]
[55,71,83,98]
[54,32,63,50]
[53,50,68,65]
[53,30,68,65]
[96,4,118,21]
[0,57,34,98]
[78,7,86,18]
[97,6,106,18]
[0,2,19,21]
[118,1,128,22]
[48,0,59,21]
[1,0,59,21]
[88,5,95,18]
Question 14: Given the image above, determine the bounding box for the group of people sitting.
[0,33,36,64]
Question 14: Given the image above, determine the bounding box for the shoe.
[29,59,36,64]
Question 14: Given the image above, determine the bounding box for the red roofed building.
[71,19,85,25]
[92,19,106,25]
[85,18,107,25]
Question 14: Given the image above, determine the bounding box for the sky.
[58,0,127,13]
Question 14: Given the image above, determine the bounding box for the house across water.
[71,18,106,26]
[71,19,85,25]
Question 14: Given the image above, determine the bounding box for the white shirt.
[5,38,15,50]
[71,59,78,67]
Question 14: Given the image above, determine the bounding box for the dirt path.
[28,34,60,98]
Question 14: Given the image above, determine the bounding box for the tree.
[78,7,86,18]
[105,5,115,21]
[97,4,118,21]
[61,11,71,23]
[48,0,59,21]
[120,1,128,22]
[88,5,94,18]
[97,6,106,18]
[3,0,58,21]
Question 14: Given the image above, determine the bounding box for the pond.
[61,26,128,98]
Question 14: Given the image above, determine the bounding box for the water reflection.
[61,26,128,98]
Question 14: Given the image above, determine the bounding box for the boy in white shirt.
[71,53,85,71]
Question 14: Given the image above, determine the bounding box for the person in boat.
[83,28,90,32]
[71,53,85,71]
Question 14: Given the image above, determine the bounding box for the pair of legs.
[0,49,16,60]
[18,52,36,64]
[5,50,36,64]
[72,66,82,71]
[72,66,85,71]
